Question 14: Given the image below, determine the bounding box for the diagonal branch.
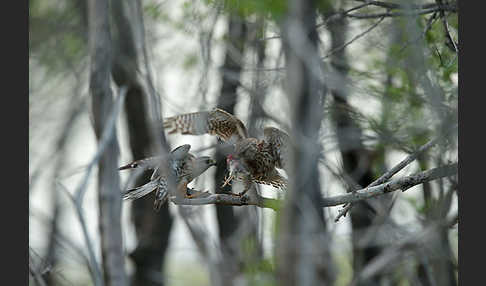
[322,16,386,60]
[345,3,457,20]
[169,163,457,210]
[435,0,458,53]
[335,124,457,222]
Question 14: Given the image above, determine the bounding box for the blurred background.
[29,0,458,285]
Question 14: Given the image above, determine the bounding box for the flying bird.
[163,108,290,196]
[119,144,217,210]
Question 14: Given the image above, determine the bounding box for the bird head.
[222,154,248,187]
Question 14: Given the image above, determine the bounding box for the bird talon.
[237,189,249,196]
[221,174,234,187]
[185,193,196,199]
[240,194,249,203]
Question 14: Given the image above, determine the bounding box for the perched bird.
[119,144,217,210]
[163,108,290,195]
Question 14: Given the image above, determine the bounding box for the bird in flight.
[163,108,290,196]
[119,144,216,211]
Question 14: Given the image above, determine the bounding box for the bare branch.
[29,248,48,286]
[322,16,386,60]
[345,3,456,19]
[88,0,127,282]
[436,0,458,53]
[323,163,456,206]
[335,125,456,221]
[353,1,455,11]
[169,163,457,210]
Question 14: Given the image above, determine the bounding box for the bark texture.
[88,0,126,284]
[278,0,334,284]
[110,1,173,285]
[213,14,249,284]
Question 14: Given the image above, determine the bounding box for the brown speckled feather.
[119,144,216,211]
[253,169,288,190]
[263,127,291,171]
[163,108,248,144]
[163,108,291,193]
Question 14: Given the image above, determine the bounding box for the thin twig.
[322,16,386,60]
[29,248,48,286]
[436,0,458,53]
[58,182,104,286]
[398,11,439,54]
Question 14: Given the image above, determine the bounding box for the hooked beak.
[118,163,136,170]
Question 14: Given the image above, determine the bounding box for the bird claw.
[237,189,249,197]
[221,174,234,187]
[185,189,211,199]
[240,194,249,203]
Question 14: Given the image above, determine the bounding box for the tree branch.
[169,163,457,210]
[335,124,456,221]
[345,3,456,19]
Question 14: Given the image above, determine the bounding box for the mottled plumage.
[119,144,216,211]
[163,108,290,195]
[163,108,248,145]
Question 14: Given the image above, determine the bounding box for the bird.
[162,108,290,196]
[119,144,217,211]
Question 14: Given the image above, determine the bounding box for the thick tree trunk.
[278,0,334,284]
[327,11,386,286]
[247,17,267,136]
[110,1,173,285]
[213,14,248,284]
[214,13,247,244]
[88,0,126,285]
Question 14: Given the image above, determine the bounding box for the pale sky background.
[29,1,457,284]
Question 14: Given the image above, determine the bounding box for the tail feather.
[122,180,159,200]
[153,181,169,211]
[153,192,168,211]
[254,172,288,191]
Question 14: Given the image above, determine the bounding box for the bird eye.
[131,163,138,168]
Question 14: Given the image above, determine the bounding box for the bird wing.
[118,156,162,171]
[263,127,291,170]
[122,179,161,200]
[170,144,191,160]
[253,169,288,190]
[153,179,169,211]
[163,108,248,144]
[119,144,190,178]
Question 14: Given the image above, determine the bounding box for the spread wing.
[163,108,248,144]
[263,127,291,171]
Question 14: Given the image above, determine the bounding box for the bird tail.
[122,180,159,200]
[254,172,288,191]
[153,190,169,211]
